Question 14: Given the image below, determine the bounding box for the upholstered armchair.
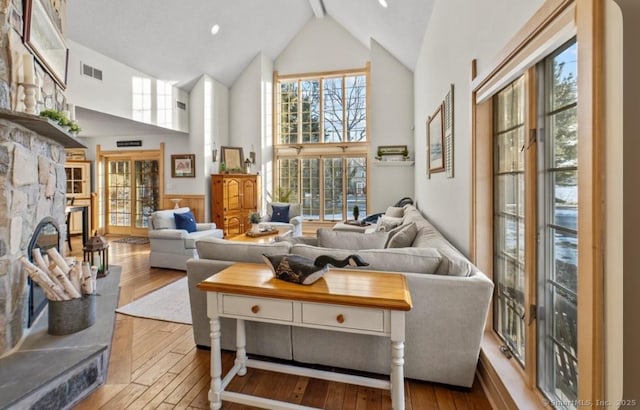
[148,207,223,270]
[262,202,303,236]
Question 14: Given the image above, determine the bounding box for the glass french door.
[106,158,159,236]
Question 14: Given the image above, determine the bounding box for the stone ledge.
[0,267,121,410]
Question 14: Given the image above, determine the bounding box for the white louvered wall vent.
[81,62,103,81]
[176,101,187,110]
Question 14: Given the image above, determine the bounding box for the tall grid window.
[132,76,151,123]
[275,69,368,221]
[490,39,578,408]
[493,76,527,364]
[157,80,173,128]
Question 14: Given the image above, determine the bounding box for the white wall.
[230,53,262,168]
[275,16,369,75]
[369,39,414,213]
[67,40,189,132]
[260,54,274,208]
[413,0,543,254]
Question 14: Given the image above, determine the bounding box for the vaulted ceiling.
[66,0,434,89]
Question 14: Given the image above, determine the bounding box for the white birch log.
[32,249,65,290]
[80,262,94,295]
[90,265,98,293]
[46,248,71,274]
[48,263,82,299]
[69,262,83,295]
[20,256,68,300]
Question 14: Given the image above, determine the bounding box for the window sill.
[478,331,548,410]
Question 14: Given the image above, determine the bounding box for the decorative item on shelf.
[263,254,369,285]
[375,145,410,161]
[83,234,109,277]
[244,157,252,174]
[170,198,182,209]
[248,211,261,233]
[219,161,226,173]
[39,109,81,134]
[353,205,360,221]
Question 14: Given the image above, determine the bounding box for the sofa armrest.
[262,214,272,223]
[196,222,216,231]
[289,215,303,226]
[148,229,188,240]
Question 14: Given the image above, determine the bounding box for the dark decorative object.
[263,254,369,285]
[83,235,109,277]
[352,205,360,221]
[48,295,96,335]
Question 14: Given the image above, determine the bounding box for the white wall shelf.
[373,159,414,167]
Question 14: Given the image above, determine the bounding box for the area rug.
[115,277,191,324]
[113,236,150,244]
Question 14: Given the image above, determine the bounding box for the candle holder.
[83,235,110,277]
[19,83,38,114]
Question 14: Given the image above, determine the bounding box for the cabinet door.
[65,161,90,198]
[241,177,258,210]
[225,214,244,236]
[223,178,243,213]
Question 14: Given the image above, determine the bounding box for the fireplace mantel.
[0,109,87,148]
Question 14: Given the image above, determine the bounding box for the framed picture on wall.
[427,103,445,175]
[23,0,68,88]
[171,154,196,178]
[220,146,244,172]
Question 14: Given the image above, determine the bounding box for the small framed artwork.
[427,103,445,175]
[220,146,244,171]
[171,154,196,178]
[23,0,68,89]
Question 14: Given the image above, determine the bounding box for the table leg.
[209,317,222,410]
[235,319,247,376]
[391,340,405,410]
[81,206,89,246]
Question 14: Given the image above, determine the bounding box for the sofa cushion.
[317,229,389,250]
[290,244,442,274]
[386,222,418,248]
[385,206,405,218]
[196,237,292,263]
[174,211,197,233]
[375,216,403,232]
[271,205,290,223]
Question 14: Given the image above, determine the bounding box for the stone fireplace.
[0,114,79,357]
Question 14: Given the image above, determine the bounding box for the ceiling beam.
[308,0,326,18]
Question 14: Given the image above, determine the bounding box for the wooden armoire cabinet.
[210,174,260,236]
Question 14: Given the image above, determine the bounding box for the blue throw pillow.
[174,211,197,233]
[271,205,290,223]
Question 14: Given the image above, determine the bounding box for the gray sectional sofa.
[186,204,493,387]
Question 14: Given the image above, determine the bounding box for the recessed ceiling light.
[379,0,388,8]
[211,24,220,35]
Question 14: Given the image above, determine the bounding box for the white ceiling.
[66,0,434,89]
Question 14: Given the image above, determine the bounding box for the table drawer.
[222,295,293,322]
[302,303,384,332]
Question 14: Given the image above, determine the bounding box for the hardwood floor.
[70,235,492,410]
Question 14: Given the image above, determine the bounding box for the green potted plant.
[248,211,262,233]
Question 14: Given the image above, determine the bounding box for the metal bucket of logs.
[20,246,99,335]
[48,294,96,335]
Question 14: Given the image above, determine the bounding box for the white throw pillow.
[375,216,403,232]
[385,206,405,218]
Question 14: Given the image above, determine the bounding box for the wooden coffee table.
[198,263,412,409]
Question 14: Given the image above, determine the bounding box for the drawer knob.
[251,305,260,314]
[336,314,345,324]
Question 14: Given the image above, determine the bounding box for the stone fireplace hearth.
[0,111,85,357]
